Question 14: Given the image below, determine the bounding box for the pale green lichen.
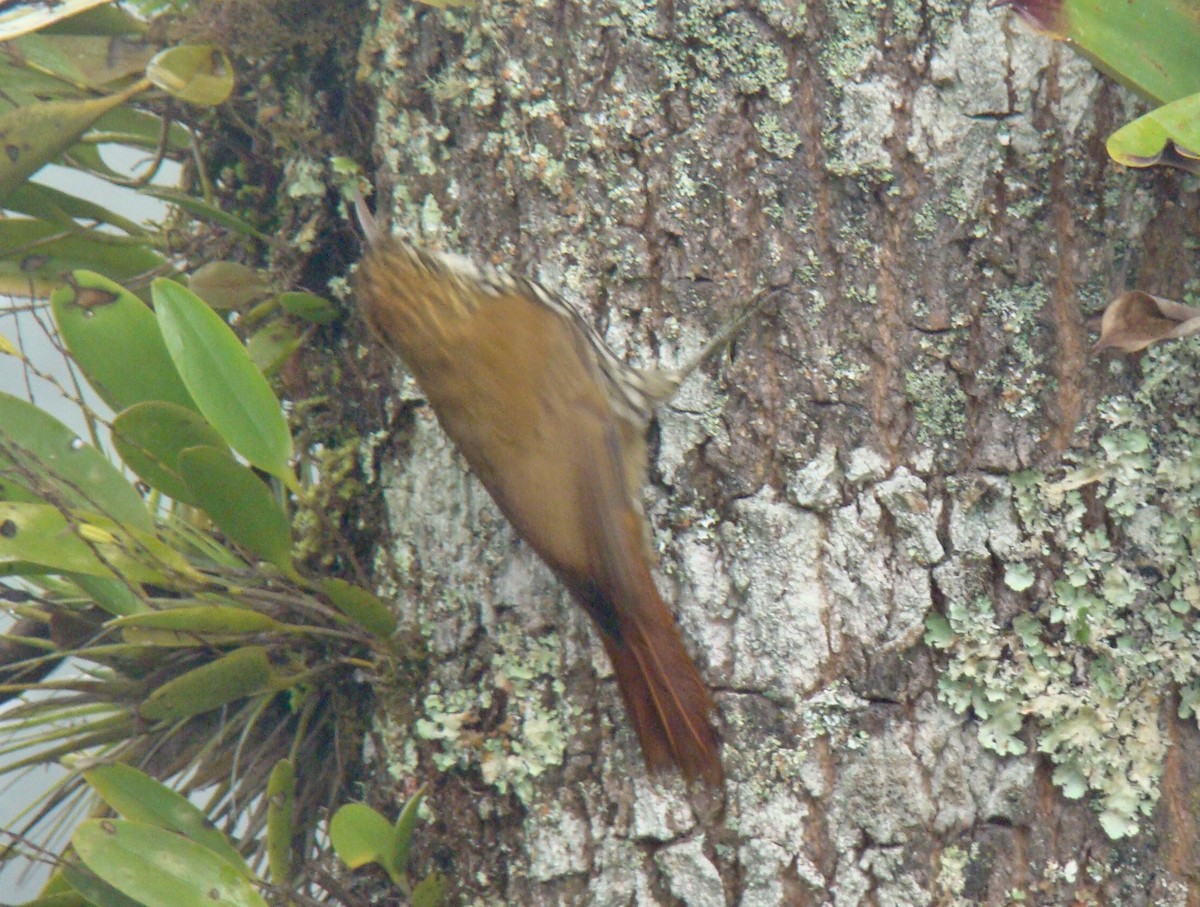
[905,359,967,450]
[821,0,884,84]
[419,194,446,239]
[934,843,971,906]
[754,111,803,159]
[411,624,572,804]
[670,2,793,103]
[980,284,1052,420]
[728,681,867,788]
[283,157,325,199]
[929,340,1200,838]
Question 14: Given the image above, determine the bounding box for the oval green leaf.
[140,645,275,722]
[278,291,339,325]
[145,45,233,106]
[112,605,284,635]
[329,802,392,870]
[266,759,295,886]
[0,390,151,530]
[178,446,292,570]
[72,819,266,907]
[112,402,226,505]
[83,763,246,871]
[152,278,294,482]
[247,321,305,377]
[188,261,269,311]
[51,272,197,414]
[320,577,397,639]
[1106,93,1200,172]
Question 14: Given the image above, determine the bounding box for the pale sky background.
[0,146,179,899]
[0,147,178,428]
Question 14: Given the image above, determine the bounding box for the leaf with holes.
[73,819,265,907]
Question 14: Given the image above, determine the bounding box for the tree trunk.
[353,1,1200,903]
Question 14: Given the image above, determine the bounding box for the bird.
[353,193,748,784]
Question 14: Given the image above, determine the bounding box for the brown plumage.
[354,202,722,784]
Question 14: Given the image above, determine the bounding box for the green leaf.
[9,33,155,90]
[139,645,276,722]
[63,141,135,181]
[413,870,449,907]
[266,759,295,886]
[0,219,167,297]
[90,105,191,152]
[41,3,147,37]
[4,182,146,236]
[0,390,150,530]
[145,45,233,106]
[0,59,85,109]
[0,502,192,583]
[247,320,305,377]
[321,577,397,639]
[278,291,339,324]
[329,802,393,871]
[83,763,246,871]
[1106,92,1200,174]
[51,272,197,414]
[112,605,284,635]
[74,573,146,617]
[1007,0,1200,105]
[152,279,294,483]
[139,186,273,243]
[187,261,269,310]
[72,819,267,907]
[391,784,427,877]
[21,891,88,907]
[178,446,293,571]
[0,0,125,43]
[112,402,227,505]
[61,863,144,907]
[0,79,146,202]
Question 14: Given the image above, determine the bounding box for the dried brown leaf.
[1093,290,1200,353]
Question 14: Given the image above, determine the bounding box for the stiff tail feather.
[576,423,723,784]
[598,587,723,785]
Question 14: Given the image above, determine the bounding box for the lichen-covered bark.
[353,0,1200,903]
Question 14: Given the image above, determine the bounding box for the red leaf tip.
[992,0,1067,37]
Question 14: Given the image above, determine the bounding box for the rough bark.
[351,1,1200,904]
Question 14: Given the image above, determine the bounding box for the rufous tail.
[598,591,723,785]
[579,417,723,784]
